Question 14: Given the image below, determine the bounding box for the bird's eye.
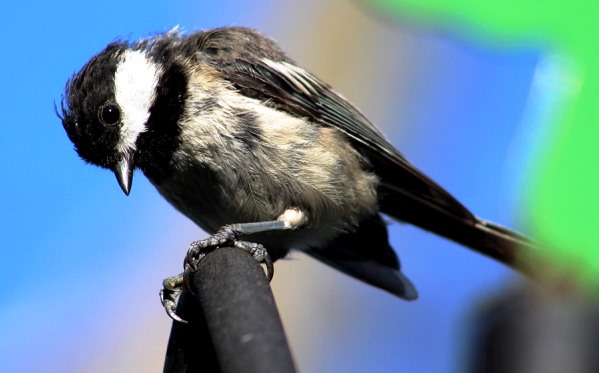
[98,103,121,126]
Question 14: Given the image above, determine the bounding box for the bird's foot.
[160,225,274,323]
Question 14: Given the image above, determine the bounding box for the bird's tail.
[379,183,535,273]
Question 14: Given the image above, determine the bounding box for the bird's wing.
[208,55,475,223]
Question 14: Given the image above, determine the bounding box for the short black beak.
[114,154,134,196]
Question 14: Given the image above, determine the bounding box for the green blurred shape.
[367,0,599,284]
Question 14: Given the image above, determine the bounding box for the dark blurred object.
[469,284,599,373]
[164,246,296,373]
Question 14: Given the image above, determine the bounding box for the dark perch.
[163,246,297,373]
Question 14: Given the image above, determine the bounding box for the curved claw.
[263,253,274,282]
[185,242,202,271]
[160,274,188,324]
[160,288,188,324]
[183,263,196,296]
[232,240,274,282]
[167,308,188,324]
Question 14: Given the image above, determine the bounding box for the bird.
[59,26,533,322]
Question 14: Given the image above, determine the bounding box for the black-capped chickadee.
[59,27,533,322]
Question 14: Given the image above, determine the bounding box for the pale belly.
[152,157,379,260]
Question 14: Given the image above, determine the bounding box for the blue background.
[0,1,540,371]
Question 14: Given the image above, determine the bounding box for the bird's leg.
[160,208,307,323]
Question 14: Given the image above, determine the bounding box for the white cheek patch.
[114,49,160,154]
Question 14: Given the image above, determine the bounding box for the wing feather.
[193,27,474,222]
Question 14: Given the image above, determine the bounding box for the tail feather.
[305,213,419,300]
[379,183,535,273]
[305,248,419,300]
